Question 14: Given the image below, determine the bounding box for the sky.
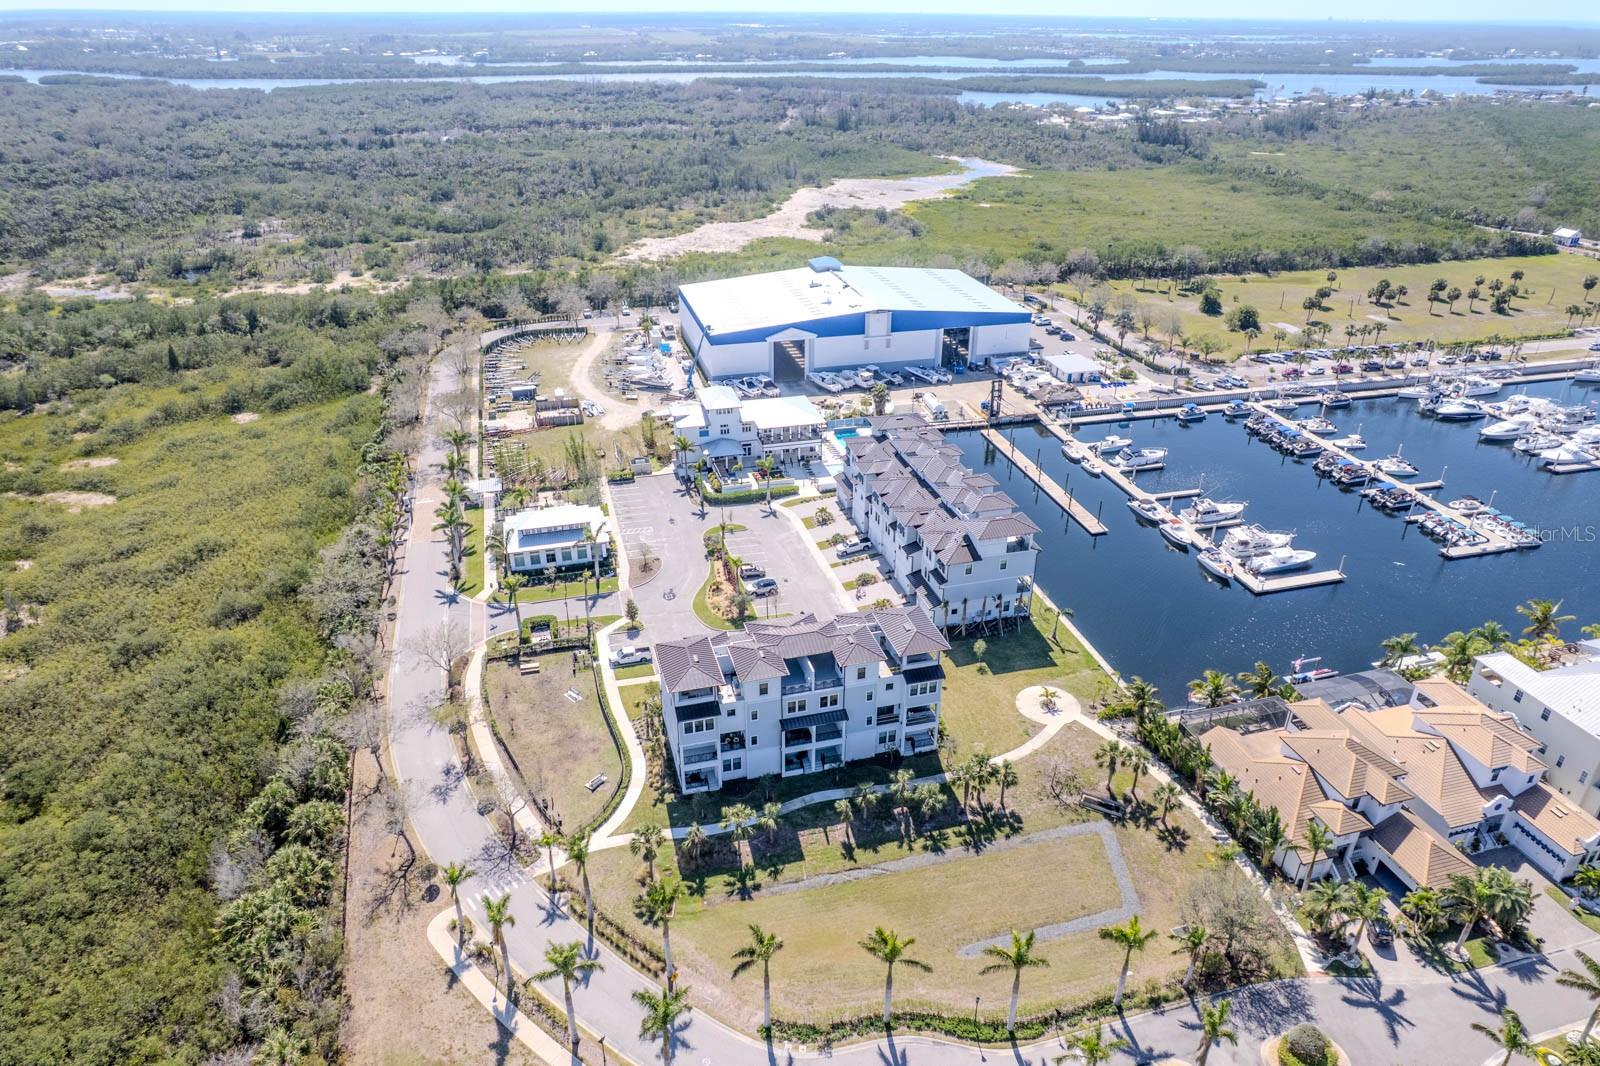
[0,2,1590,23]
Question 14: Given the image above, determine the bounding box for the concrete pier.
[981,428,1108,535]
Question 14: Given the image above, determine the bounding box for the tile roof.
[1368,809,1477,889]
[1511,783,1600,856]
[1202,726,1372,854]
[1346,705,1503,829]
[654,635,726,693]
[1279,724,1412,806]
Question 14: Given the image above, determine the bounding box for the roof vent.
[691,654,700,664]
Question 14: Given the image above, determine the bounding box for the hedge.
[697,477,799,506]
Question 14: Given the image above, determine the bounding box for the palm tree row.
[434,428,473,587]
[1387,597,1599,684]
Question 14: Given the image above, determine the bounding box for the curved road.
[387,358,1596,1066]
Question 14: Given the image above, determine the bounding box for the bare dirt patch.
[619,156,1019,261]
[5,491,117,512]
[61,456,119,470]
[231,412,261,424]
[341,750,538,1066]
[14,560,33,571]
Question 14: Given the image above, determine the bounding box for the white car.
[611,646,652,667]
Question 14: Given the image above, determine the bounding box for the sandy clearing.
[1271,322,1303,334]
[61,456,119,470]
[5,491,117,512]
[231,411,261,424]
[618,156,1019,261]
[568,331,643,431]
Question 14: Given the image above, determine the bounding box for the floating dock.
[981,428,1108,535]
[1231,564,1348,595]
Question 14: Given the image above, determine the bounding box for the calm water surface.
[948,379,1600,700]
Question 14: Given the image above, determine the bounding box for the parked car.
[1059,332,1075,341]
[611,646,652,667]
[1412,356,1430,367]
[1367,915,1395,947]
[748,577,779,596]
[835,538,871,559]
[1361,360,1384,373]
[1332,362,1354,375]
[739,564,766,580]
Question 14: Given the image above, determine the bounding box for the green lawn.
[693,560,748,631]
[485,656,624,832]
[459,505,485,596]
[622,681,660,722]
[1097,253,1595,359]
[613,662,658,681]
[512,572,619,603]
[939,604,1111,756]
[1547,885,1600,935]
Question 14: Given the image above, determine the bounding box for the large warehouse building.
[677,258,1031,383]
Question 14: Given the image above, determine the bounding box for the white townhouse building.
[1202,677,1600,888]
[1470,640,1600,816]
[652,607,949,794]
[665,385,827,474]
[500,503,611,575]
[837,414,1039,631]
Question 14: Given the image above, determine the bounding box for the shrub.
[1199,289,1224,316]
[1280,1023,1331,1066]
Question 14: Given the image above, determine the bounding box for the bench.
[585,774,607,793]
[519,660,542,675]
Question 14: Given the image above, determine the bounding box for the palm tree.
[1153,782,1183,827]
[1123,748,1150,799]
[721,803,757,863]
[639,876,685,988]
[1190,669,1238,708]
[632,984,693,1064]
[1576,865,1600,898]
[483,893,516,998]
[834,798,856,847]
[1237,661,1277,698]
[536,829,563,894]
[1194,998,1239,1066]
[1248,806,1287,868]
[1098,915,1158,1010]
[755,455,779,512]
[681,822,709,867]
[1344,881,1384,948]
[1094,738,1125,796]
[731,924,784,1033]
[1518,597,1575,642]
[1471,620,1513,650]
[859,927,931,1026]
[672,434,692,472]
[758,801,783,845]
[996,759,1021,811]
[532,940,603,1051]
[1171,923,1209,987]
[1126,677,1162,724]
[1446,870,1496,953]
[500,573,525,644]
[981,928,1050,1033]
[1379,632,1420,667]
[443,861,475,947]
[1433,629,1489,684]
[566,831,597,951]
[1057,1025,1129,1066]
[1471,1007,1534,1066]
[1558,950,1600,1043]
[630,822,667,884]
[1302,879,1350,938]
[1299,820,1335,889]
[1400,887,1446,935]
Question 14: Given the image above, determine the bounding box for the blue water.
[947,379,1600,701]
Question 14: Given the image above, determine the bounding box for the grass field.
[592,721,1293,1028]
[1095,254,1597,358]
[940,603,1113,755]
[459,505,485,596]
[613,662,657,681]
[670,165,1480,282]
[486,656,624,832]
[512,572,619,603]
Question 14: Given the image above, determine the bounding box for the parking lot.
[606,474,852,642]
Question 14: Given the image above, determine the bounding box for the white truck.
[919,393,949,422]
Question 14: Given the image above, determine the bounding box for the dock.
[1232,565,1348,595]
[981,428,1108,535]
[1251,403,1522,561]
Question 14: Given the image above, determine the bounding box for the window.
[726,708,736,717]
[1540,706,1551,721]
[1557,754,1567,768]
[683,719,714,736]
[1583,771,1591,785]
[1491,768,1502,781]
[561,549,573,562]
[722,757,742,774]
[964,565,973,576]
[885,681,895,691]
[856,667,866,680]
[750,736,759,746]
[758,683,769,696]
[698,429,709,438]
[818,693,840,709]
[786,699,805,714]
[1514,689,1524,704]
[751,709,759,721]
[1000,560,1008,571]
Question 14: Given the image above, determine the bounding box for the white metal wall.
[809,328,942,372]
[697,339,774,380]
[971,322,1032,358]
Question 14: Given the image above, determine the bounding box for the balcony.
[719,732,746,751]
[815,724,844,743]
[905,707,937,728]
[1006,538,1034,554]
[783,727,813,748]
[816,746,843,771]
[683,743,718,767]
[874,709,900,726]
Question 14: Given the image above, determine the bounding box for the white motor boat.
[1330,434,1367,451]
[1096,435,1133,455]
[1479,415,1537,442]
[1266,398,1303,413]
[1180,498,1248,528]
[1197,548,1236,582]
[1398,383,1436,400]
[808,371,846,394]
[1246,547,1318,574]
[1128,497,1166,522]
[1221,524,1295,559]
[1434,398,1486,421]
[1320,390,1353,408]
[1456,375,1503,397]
[1372,454,1420,477]
[1112,446,1168,472]
[1159,517,1191,547]
[1574,362,1600,384]
[1515,433,1564,454]
[1572,426,1600,446]
[1540,443,1598,467]
[852,369,877,388]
